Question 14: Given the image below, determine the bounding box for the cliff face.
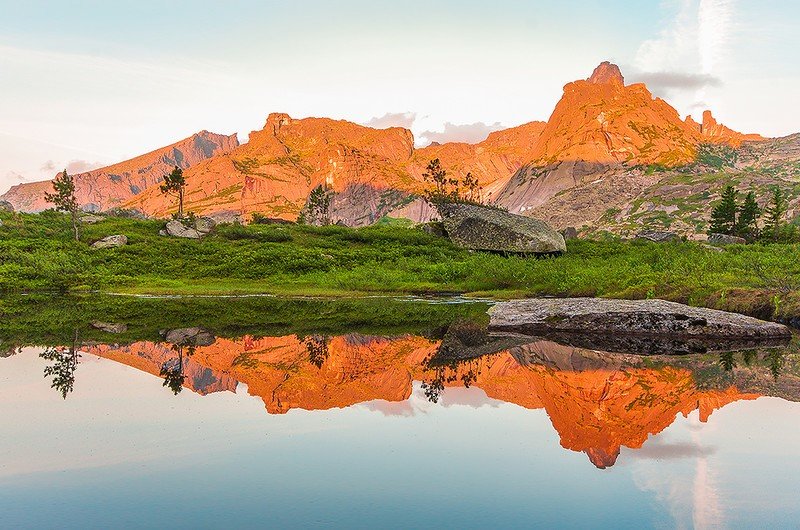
[492,62,763,214]
[0,131,239,213]
[123,114,547,224]
[87,334,762,468]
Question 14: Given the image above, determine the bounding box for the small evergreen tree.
[708,185,738,235]
[761,187,788,242]
[306,184,332,225]
[735,191,760,241]
[44,169,80,241]
[159,166,187,218]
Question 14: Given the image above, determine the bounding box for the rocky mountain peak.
[266,112,293,134]
[587,61,625,86]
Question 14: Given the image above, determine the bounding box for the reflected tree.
[304,335,330,369]
[160,341,197,395]
[768,350,786,380]
[40,330,81,399]
[421,353,485,404]
[741,349,757,367]
[719,351,737,372]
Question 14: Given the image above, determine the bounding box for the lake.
[1,295,799,529]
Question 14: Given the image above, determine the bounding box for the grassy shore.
[1,210,799,322]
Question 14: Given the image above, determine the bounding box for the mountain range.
[3,61,798,235]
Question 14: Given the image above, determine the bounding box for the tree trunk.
[71,208,80,241]
[178,188,184,218]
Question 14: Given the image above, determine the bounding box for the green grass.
[1,210,800,321]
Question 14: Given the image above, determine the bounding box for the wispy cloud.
[634,0,736,110]
[363,112,417,130]
[420,121,506,145]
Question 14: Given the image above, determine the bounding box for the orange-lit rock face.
[123,114,546,222]
[492,62,764,213]
[86,342,237,395]
[87,334,760,468]
[1,131,238,213]
[4,62,767,223]
[530,65,697,167]
[695,110,765,146]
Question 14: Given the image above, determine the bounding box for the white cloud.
[634,0,736,113]
[420,121,506,145]
[363,112,417,130]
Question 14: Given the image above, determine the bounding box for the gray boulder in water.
[488,297,791,340]
[90,234,128,249]
[437,203,566,254]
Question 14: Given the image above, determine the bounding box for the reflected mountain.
[2,295,798,469]
[80,329,798,469]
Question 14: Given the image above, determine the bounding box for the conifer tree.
[44,169,80,241]
[708,185,738,235]
[762,187,788,241]
[735,191,760,241]
[159,166,187,218]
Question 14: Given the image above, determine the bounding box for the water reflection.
[2,296,798,470]
[76,332,798,468]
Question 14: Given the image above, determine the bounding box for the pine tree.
[159,166,186,218]
[306,184,332,225]
[44,169,80,241]
[735,191,760,241]
[762,187,788,241]
[708,185,738,235]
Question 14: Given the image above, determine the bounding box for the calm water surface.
[1,296,799,529]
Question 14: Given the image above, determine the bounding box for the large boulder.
[708,233,746,245]
[194,216,216,234]
[437,203,566,254]
[0,201,13,212]
[164,220,202,239]
[635,230,679,242]
[488,298,791,341]
[90,234,128,249]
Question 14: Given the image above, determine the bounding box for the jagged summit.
[587,61,625,85]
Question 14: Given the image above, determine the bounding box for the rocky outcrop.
[0,131,238,213]
[122,114,547,224]
[0,200,13,212]
[437,202,566,254]
[90,234,128,249]
[708,233,746,245]
[635,230,679,242]
[492,62,765,217]
[194,216,216,234]
[163,220,202,239]
[488,298,791,340]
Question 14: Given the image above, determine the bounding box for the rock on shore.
[488,298,791,340]
[437,202,566,254]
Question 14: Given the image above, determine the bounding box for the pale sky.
[1,0,799,194]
